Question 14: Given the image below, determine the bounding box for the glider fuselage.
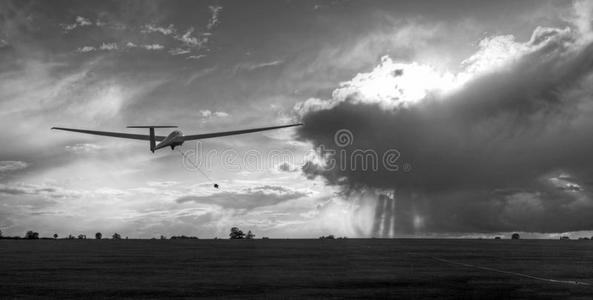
[154,130,184,151]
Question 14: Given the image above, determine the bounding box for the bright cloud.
[99,42,118,51]
[76,46,96,52]
[142,24,176,36]
[0,161,28,173]
[62,16,92,32]
[142,44,164,50]
[207,6,223,30]
[200,110,229,118]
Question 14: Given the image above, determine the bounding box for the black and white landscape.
[1,0,593,298]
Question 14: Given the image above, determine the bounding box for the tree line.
[0,227,264,240]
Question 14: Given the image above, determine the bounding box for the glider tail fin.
[149,128,156,153]
[127,126,178,153]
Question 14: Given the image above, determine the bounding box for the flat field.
[0,239,592,299]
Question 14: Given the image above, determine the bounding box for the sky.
[1,0,592,239]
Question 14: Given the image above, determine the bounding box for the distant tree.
[0,230,2,238]
[229,227,245,239]
[25,231,39,239]
[511,233,520,240]
[160,235,166,240]
[77,234,86,240]
[112,233,122,240]
[262,237,269,240]
[319,235,335,240]
[246,230,255,239]
[494,236,501,240]
[68,234,75,239]
[53,233,58,239]
[95,232,102,240]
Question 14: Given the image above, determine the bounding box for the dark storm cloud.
[296,10,593,233]
[176,185,307,210]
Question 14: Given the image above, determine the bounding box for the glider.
[52,123,302,153]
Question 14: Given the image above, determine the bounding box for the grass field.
[1,239,592,299]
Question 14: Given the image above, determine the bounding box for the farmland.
[0,239,592,299]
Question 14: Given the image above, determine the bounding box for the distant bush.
[77,234,86,240]
[560,236,570,240]
[319,235,335,240]
[229,227,245,239]
[262,237,269,240]
[25,231,39,239]
[170,235,198,239]
[95,232,102,240]
[494,236,501,240]
[53,233,58,239]
[511,233,520,240]
[246,230,255,239]
[160,235,166,240]
[112,233,122,240]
